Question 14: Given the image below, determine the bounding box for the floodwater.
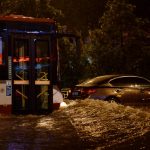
[0,112,81,150]
[0,99,150,150]
[64,99,150,149]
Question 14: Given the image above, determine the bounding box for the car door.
[141,88,150,103]
[109,77,141,104]
[134,78,150,103]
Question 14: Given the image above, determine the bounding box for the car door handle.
[115,89,122,93]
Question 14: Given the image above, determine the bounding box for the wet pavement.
[0,111,83,150]
[0,100,150,150]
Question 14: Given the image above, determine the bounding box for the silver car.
[71,75,150,104]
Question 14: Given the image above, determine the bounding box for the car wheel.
[106,97,121,103]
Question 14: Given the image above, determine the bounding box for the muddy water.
[0,99,150,150]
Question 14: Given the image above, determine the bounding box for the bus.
[0,15,64,114]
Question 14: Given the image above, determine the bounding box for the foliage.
[58,37,81,87]
[0,0,63,20]
[85,0,150,77]
[51,0,107,36]
[0,0,12,14]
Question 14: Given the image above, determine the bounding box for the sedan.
[71,75,150,104]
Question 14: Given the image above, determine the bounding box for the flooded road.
[0,99,150,150]
[0,113,82,150]
[64,99,150,150]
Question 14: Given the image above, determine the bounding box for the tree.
[87,0,150,77]
[51,0,107,36]
[0,0,12,14]
[0,0,63,20]
[58,37,81,87]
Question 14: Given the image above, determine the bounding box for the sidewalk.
[0,111,83,150]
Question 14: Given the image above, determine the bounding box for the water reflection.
[64,99,150,149]
[0,100,150,150]
[0,114,81,150]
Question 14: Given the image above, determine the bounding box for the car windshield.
[77,75,118,86]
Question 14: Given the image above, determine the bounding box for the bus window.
[0,37,3,65]
[35,40,50,80]
[13,39,29,80]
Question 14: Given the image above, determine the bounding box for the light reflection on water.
[0,115,56,150]
[0,99,150,150]
[0,113,82,150]
[64,99,150,149]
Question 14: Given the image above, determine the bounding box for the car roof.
[77,75,119,86]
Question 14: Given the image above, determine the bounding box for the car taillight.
[87,89,96,94]
[81,88,96,94]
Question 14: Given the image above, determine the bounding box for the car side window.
[132,77,150,87]
[110,77,132,86]
[110,77,150,87]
